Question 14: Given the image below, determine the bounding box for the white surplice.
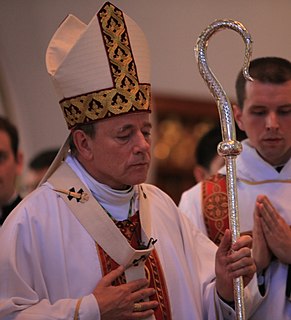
[179,139,291,319]
[0,155,252,320]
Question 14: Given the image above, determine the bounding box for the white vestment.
[179,139,291,319]
[0,155,256,320]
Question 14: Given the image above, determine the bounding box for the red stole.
[202,173,229,246]
[96,211,172,320]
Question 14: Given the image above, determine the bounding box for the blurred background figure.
[0,116,23,225]
[193,125,224,183]
[193,124,246,183]
[21,148,58,196]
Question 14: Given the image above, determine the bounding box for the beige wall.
[0,0,290,168]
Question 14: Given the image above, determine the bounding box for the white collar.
[218,139,291,180]
[65,154,136,221]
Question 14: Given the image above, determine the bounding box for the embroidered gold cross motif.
[53,187,89,203]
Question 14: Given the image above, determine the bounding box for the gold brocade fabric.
[60,2,151,129]
[202,173,229,246]
[96,211,172,320]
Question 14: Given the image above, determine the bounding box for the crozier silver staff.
[194,19,253,320]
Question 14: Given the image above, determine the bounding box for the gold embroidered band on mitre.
[60,2,151,129]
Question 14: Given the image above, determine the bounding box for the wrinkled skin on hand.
[93,266,159,320]
[215,229,256,302]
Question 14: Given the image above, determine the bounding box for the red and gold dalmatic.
[97,212,172,320]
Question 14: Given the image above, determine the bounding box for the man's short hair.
[195,126,222,170]
[195,124,247,170]
[69,122,97,155]
[235,57,291,109]
[0,116,19,158]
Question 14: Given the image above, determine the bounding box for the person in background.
[0,116,23,225]
[0,3,261,319]
[179,56,291,319]
[21,148,58,196]
[193,125,225,183]
[194,124,247,183]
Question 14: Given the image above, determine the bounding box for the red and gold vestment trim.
[202,173,229,246]
[96,211,172,319]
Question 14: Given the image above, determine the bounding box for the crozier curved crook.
[195,19,253,320]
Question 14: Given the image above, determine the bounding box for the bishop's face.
[75,112,152,190]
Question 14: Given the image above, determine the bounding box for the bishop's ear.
[72,130,93,161]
